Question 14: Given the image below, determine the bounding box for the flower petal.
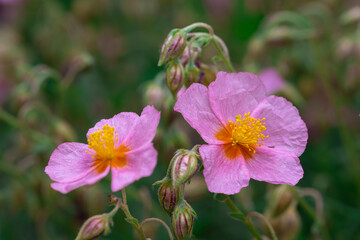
[251,96,308,156]
[111,143,157,192]
[50,168,110,194]
[199,144,250,195]
[259,68,285,94]
[208,71,267,123]
[174,83,224,144]
[247,147,303,186]
[123,105,160,149]
[45,142,110,193]
[87,112,139,145]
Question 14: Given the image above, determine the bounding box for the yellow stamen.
[87,124,129,172]
[228,112,268,153]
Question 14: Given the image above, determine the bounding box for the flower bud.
[166,61,184,96]
[179,45,201,66]
[269,207,301,240]
[171,150,199,187]
[171,201,196,240]
[158,178,177,215]
[158,29,187,66]
[265,185,294,218]
[184,65,200,88]
[198,64,217,86]
[76,214,112,240]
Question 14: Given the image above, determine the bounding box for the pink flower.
[174,72,307,195]
[259,68,286,94]
[45,106,160,194]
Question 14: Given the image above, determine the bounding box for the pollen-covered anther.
[228,112,268,153]
[86,124,129,172]
[87,124,118,159]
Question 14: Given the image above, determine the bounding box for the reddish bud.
[171,201,196,240]
[166,61,184,95]
[76,214,111,240]
[184,65,200,88]
[158,29,187,66]
[158,178,178,215]
[171,150,199,187]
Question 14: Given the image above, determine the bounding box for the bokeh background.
[0,0,360,239]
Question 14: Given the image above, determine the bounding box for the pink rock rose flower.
[259,68,285,94]
[174,72,307,195]
[45,106,160,194]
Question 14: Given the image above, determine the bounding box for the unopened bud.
[179,45,201,66]
[198,64,216,86]
[171,150,199,186]
[171,201,196,240]
[270,207,301,240]
[166,61,184,96]
[76,214,111,240]
[158,29,187,66]
[158,178,177,215]
[184,65,200,88]
[265,185,294,218]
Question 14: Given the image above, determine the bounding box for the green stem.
[182,22,214,36]
[293,189,330,240]
[140,218,174,240]
[221,195,262,240]
[211,37,235,72]
[246,212,278,240]
[120,189,147,240]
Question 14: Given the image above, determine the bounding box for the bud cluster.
[156,147,200,239]
[158,23,219,96]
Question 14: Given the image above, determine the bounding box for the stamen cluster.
[229,112,268,153]
[87,124,118,159]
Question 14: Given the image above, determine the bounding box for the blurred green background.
[0,0,360,239]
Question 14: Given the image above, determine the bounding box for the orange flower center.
[87,124,130,173]
[215,112,268,160]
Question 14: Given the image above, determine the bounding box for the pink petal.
[45,142,110,194]
[259,68,285,94]
[247,147,303,186]
[251,96,308,156]
[51,167,110,194]
[111,143,157,192]
[123,106,160,149]
[208,71,267,123]
[200,144,250,194]
[174,83,224,144]
[87,112,139,146]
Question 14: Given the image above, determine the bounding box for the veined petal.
[208,71,267,123]
[111,143,157,192]
[251,96,308,156]
[45,142,110,193]
[51,167,110,194]
[123,106,160,149]
[200,144,250,195]
[174,83,224,144]
[247,147,303,186]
